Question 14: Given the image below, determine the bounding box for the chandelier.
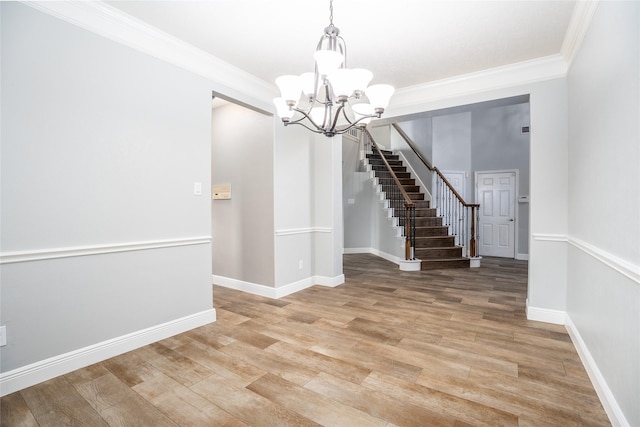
[273,0,394,137]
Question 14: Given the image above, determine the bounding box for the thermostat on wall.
[213,184,231,200]
[518,195,529,203]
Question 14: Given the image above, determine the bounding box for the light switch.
[193,182,202,196]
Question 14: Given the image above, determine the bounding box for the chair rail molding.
[0,236,212,264]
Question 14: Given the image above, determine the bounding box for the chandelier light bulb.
[351,68,373,95]
[314,50,344,76]
[276,75,302,106]
[299,72,317,98]
[273,97,295,120]
[366,84,395,111]
[329,68,355,101]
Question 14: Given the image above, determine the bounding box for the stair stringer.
[397,150,432,203]
[362,156,417,262]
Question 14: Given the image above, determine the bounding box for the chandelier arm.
[286,121,325,134]
[338,36,347,68]
[290,107,323,131]
[335,113,376,132]
[330,103,345,131]
[341,105,354,125]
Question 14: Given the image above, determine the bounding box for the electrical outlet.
[298,260,303,269]
[0,326,6,346]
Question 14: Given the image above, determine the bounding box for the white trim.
[516,253,529,261]
[565,315,629,427]
[314,274,345,288]
[387,55,567,115]
[532,234,640,285]
[213,274,345,299]
[525,299,566,325]
[0,309,216,396]
[275,227,332,236]
[532,233,568,242]
[23,1,276,112]
[568,237,640,285]
[344,247,405,268]
[561,1,600,68]
[0,236,212,264]
[396,151,432,201]
[399,259,421,271]
[343,248,373,254]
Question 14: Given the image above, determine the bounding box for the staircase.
[366,149,469,270]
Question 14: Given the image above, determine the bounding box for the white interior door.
[476,171,516,258]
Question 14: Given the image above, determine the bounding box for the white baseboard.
[565,315,629,427]
[314,274,345,288]
[525,300,566,325]
[516,253,529,261]
[0,309,216,396]
[344,247,405,268]
[213,274,345,299]
[343,247,373,254]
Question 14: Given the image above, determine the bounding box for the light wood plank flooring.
[1,255,610,426]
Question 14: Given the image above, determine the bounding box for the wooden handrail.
[391,123,479,208]
[392,123,434,171]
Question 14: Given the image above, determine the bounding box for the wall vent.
[521,125,530,134]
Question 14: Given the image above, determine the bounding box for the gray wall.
[211,102,275,286]
[343,138,374,250]
[342,133,409,262]
[567,2,640,425]
[471,103,531,256]
[1,3,213,372]
[272,125,344,288]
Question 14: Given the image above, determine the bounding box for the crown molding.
[22,1,598,118]
[561,1,600,68]
[386,54,568,116]
[22,1,278,112]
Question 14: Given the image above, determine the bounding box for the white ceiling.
[107,0,577,91]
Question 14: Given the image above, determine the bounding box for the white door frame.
[475,169,519,259]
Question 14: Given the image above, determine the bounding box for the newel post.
[469,205,477,258]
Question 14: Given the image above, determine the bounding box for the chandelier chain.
[329,0,334,26]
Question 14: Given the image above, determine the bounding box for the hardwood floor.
[1,254,610,426]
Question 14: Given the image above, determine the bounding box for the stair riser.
[416,227,449,237]
[421,259,469,270]
[414,217,442,226]
[402,185,420,193]
[378,178,415,186]
[367,154,398,161]
[415,247,463,259]
[414,237,455,248]
[414,209,437,217]
[368,160,404,167]
[372,166,407,174]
